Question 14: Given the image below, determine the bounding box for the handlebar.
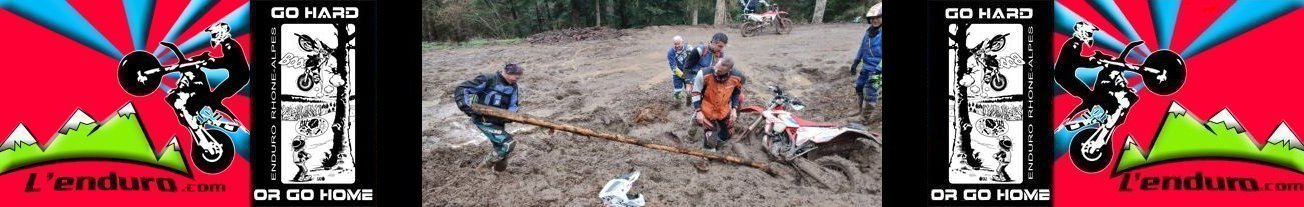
[764,85,806,110]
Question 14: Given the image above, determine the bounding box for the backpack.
[682,45,704,72]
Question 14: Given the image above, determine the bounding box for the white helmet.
[865,2,882,18]
[1073,21,1099,46]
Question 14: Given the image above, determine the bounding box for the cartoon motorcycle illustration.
[117,41,244,174]
[1054,23,1187,173]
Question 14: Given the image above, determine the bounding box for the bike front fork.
[192,128,224,155]
[1079,127,1111,161]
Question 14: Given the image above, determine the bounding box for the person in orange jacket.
[694,57,744,151]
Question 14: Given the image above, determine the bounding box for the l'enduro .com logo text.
[1117,171,1304,192]
[21,171,227,193]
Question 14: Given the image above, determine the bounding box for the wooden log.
[471,104,775,174]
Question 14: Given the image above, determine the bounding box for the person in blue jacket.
[667,35,689,100]
[852,3,883,121]
[454,63,523,171]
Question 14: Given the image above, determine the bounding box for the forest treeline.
[422,0,879,42]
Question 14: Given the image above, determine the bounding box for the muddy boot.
[492,140,516,172]
[861,104,877,124]
[492,157,509,172]
[693,159,710,172]
[476,152,500,169]
[693,157,711,172]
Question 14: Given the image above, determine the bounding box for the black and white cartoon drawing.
[947,23,1027,183]
[276,23,357,183]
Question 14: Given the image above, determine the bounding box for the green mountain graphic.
[0,103,189,175]
[1115,102,1304,173]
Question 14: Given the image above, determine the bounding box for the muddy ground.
[423,23,882,206]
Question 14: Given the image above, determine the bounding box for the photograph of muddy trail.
[422,23,882,206]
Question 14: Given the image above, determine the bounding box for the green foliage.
[423,0,876,42]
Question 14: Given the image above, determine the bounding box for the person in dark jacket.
[687,33,729,108]
[454,63,523,171]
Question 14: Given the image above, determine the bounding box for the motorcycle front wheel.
[297,73,316,91]
[1069,128,1111,173]
[764,133,794,161]
[192,129,235,174]
[990,74,1007,91]
[777,18,793,34]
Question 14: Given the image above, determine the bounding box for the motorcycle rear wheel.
[193,129,235,174]
[741,22,762,37]
[1069,128,1111,173]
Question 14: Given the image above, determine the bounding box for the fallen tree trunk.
[471,104,775,175]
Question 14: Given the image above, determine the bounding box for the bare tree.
[322,23,356,169]
[947,23,983,168]
[812,0,827,23]
[713,0,729,25]
[687,0,710,25]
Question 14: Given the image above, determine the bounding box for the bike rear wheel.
[1069,128,1111,173]
[741,22,762,37]
[193,129,235,174]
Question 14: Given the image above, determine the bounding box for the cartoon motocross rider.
[148,22,249,172]
[1054,22,1138,172]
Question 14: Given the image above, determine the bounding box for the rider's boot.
[477,152,500,170]
[693,151,712,172]
[492,140,515,172]
[694,130,715,172]
[861,104,877,124]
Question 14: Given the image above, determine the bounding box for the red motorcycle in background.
[739,0,793,37]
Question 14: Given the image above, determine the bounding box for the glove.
[674,68,685,78]
[850,60,861,73]
[457,103,478,118]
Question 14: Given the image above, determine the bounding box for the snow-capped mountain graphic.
[1114,101,1304,174]
[0,102,189,175]
[1207,109,1246,133]
[1266,122,1303,150]
[1167,101,1187,115]
[0,124,36,152]
[57,108,96,134]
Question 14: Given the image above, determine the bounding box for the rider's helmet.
[982,33,1009,53]
[296,33,322,53]
[865,2,883,18]
[1073,22,1099,46]
[206,22,232,48]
